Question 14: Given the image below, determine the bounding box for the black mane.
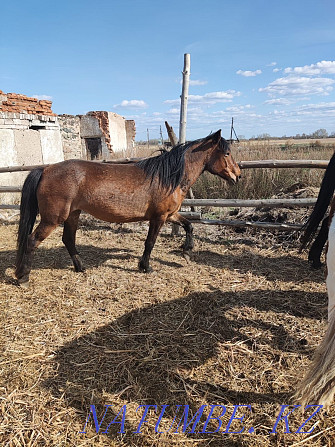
[136,135,229,192]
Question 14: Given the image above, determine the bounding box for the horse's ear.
[208,130,221,144]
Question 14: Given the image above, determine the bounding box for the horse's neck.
[181,147,210,192]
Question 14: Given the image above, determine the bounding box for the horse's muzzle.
[228,174,241,185]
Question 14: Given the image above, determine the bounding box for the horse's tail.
[15,168,44,278]
[295,311,335,408]
[300,151,335,250]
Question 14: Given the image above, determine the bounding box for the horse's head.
[205,130,241,185]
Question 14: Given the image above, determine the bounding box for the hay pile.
[0,219,334,446]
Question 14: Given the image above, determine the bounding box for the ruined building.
[0,89,136,203]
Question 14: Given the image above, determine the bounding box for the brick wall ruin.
[0,87,137,206]
[87,111,112,151]
[0,88,137,170]
[125,120,136,151]
[0,93,64,204]
[0,90,55,116]
[58,115,83,160]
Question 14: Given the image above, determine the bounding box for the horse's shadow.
[43,288,326,439]
[0,243,185,284]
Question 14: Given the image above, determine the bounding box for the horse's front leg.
[308,215,329,269]
[138,217,165,273]
[168,213,194,262]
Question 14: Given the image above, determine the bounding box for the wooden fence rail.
[182,198,317,208]
[238,159,329,169]
[0,205,304,231]
[0,186,22,193]
[0,158,330,174]
[0,159,327,230]
[0,190,317,210]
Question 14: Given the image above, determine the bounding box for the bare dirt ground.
[1,219,334,446]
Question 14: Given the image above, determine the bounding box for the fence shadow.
[0,242,325,286]
[192,249,325,284]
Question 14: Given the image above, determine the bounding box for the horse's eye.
[225,152,230,157]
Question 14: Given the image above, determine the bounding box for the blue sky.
[1,0,335,140]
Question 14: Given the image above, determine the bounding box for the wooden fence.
[0,159,328,230]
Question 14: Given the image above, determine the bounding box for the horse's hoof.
[308,259,323,270]
[139,266,153,273]
[311,263,323,270]
[183,251,192,263]
[18,279,30,289]
[138,261,153,273]
[72,255,85,272]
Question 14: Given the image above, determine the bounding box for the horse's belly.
[79,195,149,223]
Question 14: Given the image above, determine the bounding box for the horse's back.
[36,159,159,223]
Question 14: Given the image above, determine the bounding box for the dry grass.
[130,140,335,201]
[192,142,335,200]
[1,219,335,446]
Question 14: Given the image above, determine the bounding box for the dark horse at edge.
[300,151,335,268]
[15,130,241,285]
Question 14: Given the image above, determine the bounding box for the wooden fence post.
[165,121,178,146]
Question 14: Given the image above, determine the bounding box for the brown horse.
[15,130,241,285]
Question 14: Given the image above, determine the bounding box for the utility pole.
[160,125,164,146]
[172,54,193,236]
[179,53,190,144]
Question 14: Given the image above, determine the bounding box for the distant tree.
[257,133,271,140]
[329,131,335,138]
[311,128,328,138]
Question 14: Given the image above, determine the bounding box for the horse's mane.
[300,150,335,249]
[136,135,229,192]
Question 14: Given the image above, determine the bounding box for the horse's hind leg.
[168,213,194,261]
[16,221,58,285]
[308,215,329,269]
[139,217,165,273]
[62,210,85,272]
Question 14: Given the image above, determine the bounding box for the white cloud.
[178,78,207,86]
[267,62,277,67]
[113,99,148,109]
[273,68,281,73]
[189,79,208,86]
[32,94,52,100]
[226,104,253,112]
[295,101,335,116]
[284,60,335,75]
[259,76,334,97]
[167,108,180,114]
[264,98,293,105]
[236,69,262,77]
[165,90,241,106]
